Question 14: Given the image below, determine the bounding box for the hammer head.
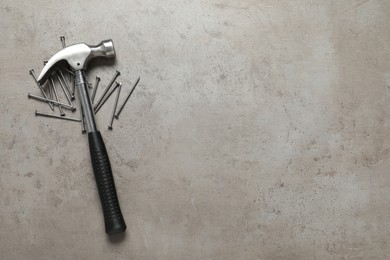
[37,40,115,85]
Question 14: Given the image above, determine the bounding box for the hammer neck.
[74,69,87,85]
[75,70,98,133]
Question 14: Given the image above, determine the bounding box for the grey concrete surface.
[1,0,390,259]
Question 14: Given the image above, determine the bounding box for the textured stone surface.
[1,0,389,259]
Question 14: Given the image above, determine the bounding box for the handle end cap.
[106,219,127,235]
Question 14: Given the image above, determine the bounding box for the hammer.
[37,40,126,235]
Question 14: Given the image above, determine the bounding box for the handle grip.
[88,131,126,234]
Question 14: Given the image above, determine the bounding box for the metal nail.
[57,69,74,100]
[60,36,66,48]
[43,62,53,101]
[71,73,75,96]
[28,93,76,111]
[50,77,65,116]
[94,82,120,114]
[91,76,101,104]
[29,69,54,111]
[115,77,140,119]
[60,36,73,83]
[64,68,75,75]
[35,110,80,122]
[55,72,73,105]
[94,70,120,109]
[108,83,122,130]
[48,76,53,100]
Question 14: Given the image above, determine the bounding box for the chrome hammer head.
[37,40,115,85]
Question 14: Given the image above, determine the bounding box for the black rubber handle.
[88,131,126,235]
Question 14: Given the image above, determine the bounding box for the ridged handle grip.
[88,131,126,234]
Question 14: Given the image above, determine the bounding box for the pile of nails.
[28,36,140,132]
